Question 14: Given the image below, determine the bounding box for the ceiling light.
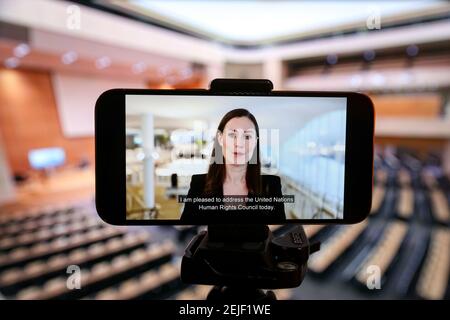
[95,56,111,69]
[326,54,338,65]
[406,45,419,57]
[132,62,147,74]
[13,43,30,58]
[61,51,78,65]
[4,57,20,69]
[363,50,376,62]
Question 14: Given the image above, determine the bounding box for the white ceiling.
[112,0,448,44]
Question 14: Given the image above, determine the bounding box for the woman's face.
[218,116,257,165]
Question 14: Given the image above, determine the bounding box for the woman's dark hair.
[204,108,261,195]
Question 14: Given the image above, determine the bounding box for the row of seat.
[371,168,450,223]
[94,266,294,300]
[421,171,450,223]
[308,221,368,273]
[397,169,412,187]
[0,216,102,251]
[0,200,92,225]
[15,241,176,300]
[0,208,93,239]
[0,231,150,293]
[173,285,294,301]
[173,285,212,300]
[429,190,450,223]
[370,185,386,215]
[396,187,414,219]
[306,208,450,299]
[416,228,450,300]
[0,203,218,300]
[355,221,408,285]
[93,262,180,300]
[303,225,325,239]
[0,226,124,271]
[422,171,439,189]
[374,169,388,186]
[0,182,448,300]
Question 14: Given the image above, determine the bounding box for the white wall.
[52,72,146,137]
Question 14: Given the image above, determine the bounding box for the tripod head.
[180,224,320,300]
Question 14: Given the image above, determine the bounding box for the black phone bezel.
[95,89,374,225]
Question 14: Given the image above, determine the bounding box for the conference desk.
[0,168,95,215]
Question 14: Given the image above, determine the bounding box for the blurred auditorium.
[0,0,449,300]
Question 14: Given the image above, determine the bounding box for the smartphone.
[95,86,374,225]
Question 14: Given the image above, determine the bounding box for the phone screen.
[125,95,347,222]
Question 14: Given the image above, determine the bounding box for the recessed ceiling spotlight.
[4,57,20,69]
[132,62,147,74]
[61,51,78,65]
[326,54,338,65]
[363,50,376,62]
[13,43,30,58]
[95,56,111,69]
[406,44,419,57]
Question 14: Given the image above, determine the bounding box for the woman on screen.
[181,108,285,223]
